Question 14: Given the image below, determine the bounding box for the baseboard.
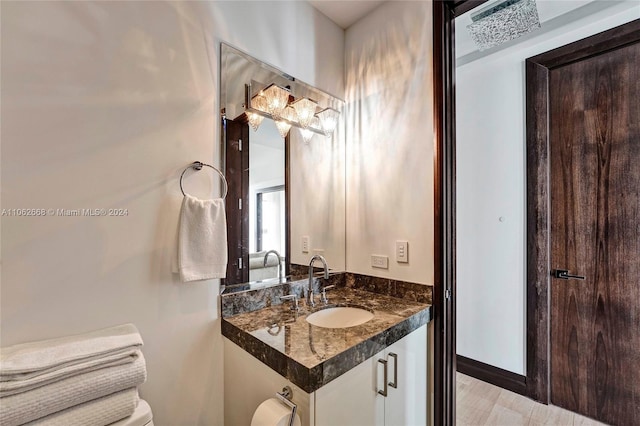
[456,355,527,396]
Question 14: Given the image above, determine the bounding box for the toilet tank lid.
[111,400,153,426]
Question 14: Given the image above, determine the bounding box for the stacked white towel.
[0,324,147,426]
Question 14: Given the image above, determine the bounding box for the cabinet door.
[384,325,427,426]
[315,324,427,426]
[315,355,384,426]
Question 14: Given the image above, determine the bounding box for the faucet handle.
[279,294,299,311]
[320,285,336,304]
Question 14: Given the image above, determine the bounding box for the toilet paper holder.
[275,386,297,426]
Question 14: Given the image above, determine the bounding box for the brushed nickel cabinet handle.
[377,358,388,397]
[388,352,398,389]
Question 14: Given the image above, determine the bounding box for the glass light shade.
[275,120,292,138]
[250,93,268,113]
[316,108,339,137]
[274,106,297,138]
[300,128,314,143]
[291,98,318,128]
[308,116,321,130]
[247,112,264,131]
[261,84,290,120]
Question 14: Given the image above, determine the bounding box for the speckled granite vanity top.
[221,273,432,393]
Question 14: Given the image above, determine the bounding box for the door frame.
[224,117,250,285]
[525,19,640,403]
[433,1,489,424]
[223,115,292,285]
[434,2,640,419]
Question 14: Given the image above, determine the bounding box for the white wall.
[456,1,639,374]
[0,1,343,424]
[344,0,434,284]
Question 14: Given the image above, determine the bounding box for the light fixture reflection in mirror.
[274,106,297,138]
[317,108,339,137]
[248,95,267,131]
[300,128,314,143]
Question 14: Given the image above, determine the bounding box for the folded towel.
[176,194,228,282]
[24,387,139,426]
[249,251,281,269]
[0,324,142,391]
[1,351,147,426]
[0,349,140,397]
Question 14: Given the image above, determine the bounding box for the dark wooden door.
[224,118,249,284]
[549,40,640,425]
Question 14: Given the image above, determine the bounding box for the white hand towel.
[176,194,228,282]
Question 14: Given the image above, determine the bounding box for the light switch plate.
[302,236,310,253]
[396,241,409,263]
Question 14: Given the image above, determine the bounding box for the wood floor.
[456,373,607,426]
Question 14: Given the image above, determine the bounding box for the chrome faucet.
[263,250,283,281]
[308,255,329,308]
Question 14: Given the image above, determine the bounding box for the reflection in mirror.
[220,43,345,286]
[248,122,285,282]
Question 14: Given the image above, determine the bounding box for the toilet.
[111,400,154,426]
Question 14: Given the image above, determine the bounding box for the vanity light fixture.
[244,83,340,139]
[316,108,339,137]
[261,83,291,120]
[274,106,297,138]
[291,98,318,129]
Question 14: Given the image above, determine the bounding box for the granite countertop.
[222,286,431,393]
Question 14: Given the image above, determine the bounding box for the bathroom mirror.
[220,43,346,286]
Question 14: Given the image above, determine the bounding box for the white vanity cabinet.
[314,324,427,426]
[224,324,428,426]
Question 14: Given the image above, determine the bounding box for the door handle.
[553,269,585,280]
[388,353,398,389]
[377,358,388,397]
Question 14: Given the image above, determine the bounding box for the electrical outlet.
[302,236,310,253]
[371,255,389,269]
[396,241,409,263]
[313,249,325,256]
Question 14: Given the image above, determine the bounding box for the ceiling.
[308,0,636,60]
[308,0,386,29]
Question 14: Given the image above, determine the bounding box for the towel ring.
[179,161,228,199]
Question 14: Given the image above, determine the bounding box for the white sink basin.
[306,307,374,328]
